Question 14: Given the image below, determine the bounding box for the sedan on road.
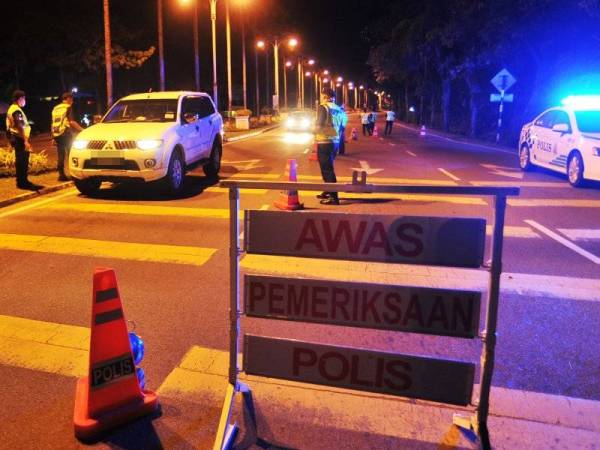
[518,95,600,187]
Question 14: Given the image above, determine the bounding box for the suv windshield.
[574,110,600,133]
[103,99,178,123]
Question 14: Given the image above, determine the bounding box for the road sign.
[244,275,481,338]
[244,211,486,268]
[491,69,516,92]
[490,93,514,103]
[244,335,475,405]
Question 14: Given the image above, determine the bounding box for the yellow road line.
[298,191,488,205]
[509,199,600,208]
[0,233,217,266]
[486,225,540,239]
[0,190,77,220]
[228,173,281,179]
[0,315,88,377]
[48,203,236,220]
[205,187,268,195]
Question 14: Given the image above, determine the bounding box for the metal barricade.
[214,174,519,450]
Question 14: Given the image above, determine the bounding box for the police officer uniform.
[5,91,35,189]
[338,105,349,155]
[52,93,81,180]
[314,89,343,205]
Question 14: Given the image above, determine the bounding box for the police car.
[69,91,223,196]
[518,95,600,187]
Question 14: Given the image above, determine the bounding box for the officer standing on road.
[368,106,377,135]
[52,92,83,181]
[384,108,396,136]
[5,90,39,190]
[361,108,370,136]
[314,87,343,205]
[337,104,348,155]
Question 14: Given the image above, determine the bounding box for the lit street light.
[179,0,201,91]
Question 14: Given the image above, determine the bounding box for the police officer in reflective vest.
[5,90,38,190]
[51,92,83,181]
[314,87,343,205]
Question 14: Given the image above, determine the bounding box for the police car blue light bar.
[561,95,600,110]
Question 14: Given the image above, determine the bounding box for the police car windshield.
[574,111,600,133]
[103,99,177,123]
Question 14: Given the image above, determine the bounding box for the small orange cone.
[274,159,304,211]
[74,268,159,441]
[419,125,427,137]
[373,125,379,137]
[351,127,358,140]
[309,140,318,161]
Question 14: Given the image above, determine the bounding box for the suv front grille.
[88,140,107,150]
[83,160,140,170]
[114,140,136,150]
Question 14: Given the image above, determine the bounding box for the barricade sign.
[213,178,520,450]
[244,335,475,406]
[244,211,486,268]
[245,274,481,338]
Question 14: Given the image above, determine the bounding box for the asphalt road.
[0,114,598,449]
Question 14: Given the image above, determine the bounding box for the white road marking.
[437,168,461,181]
[525,220,600,264]
[303,148,310,154]
[558,229,600,241]
[351,160,384,175]
[406,150,417,157]
[0,190,77,220]
[389,143,396,147]
[480,163,524,179]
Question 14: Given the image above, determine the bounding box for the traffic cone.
[373,125,379,137]
[74,268,159,441]
[419,125,427,137]
[309,140,318,161]
[274,159,304,211]
[351,127,358,140]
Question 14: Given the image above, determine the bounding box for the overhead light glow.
[288,38,298,48]
[285,61,292,67]
[337,76,343,82]
[323,70,329,75]
[256,40,265,49]
[308,59,315,65]
[561,95,600,110]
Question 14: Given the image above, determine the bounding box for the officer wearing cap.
[5,90,39,190]
[314,87,343,205]
[52,92,83,181]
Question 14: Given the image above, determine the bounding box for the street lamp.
[225,0,232,111]
[284,60,293,109]
[210,0,218,107]
[157,0,165,91]
[257,36,297,111]
[103,0,113,107]
[255,40,265,116]
[179,0,201,91]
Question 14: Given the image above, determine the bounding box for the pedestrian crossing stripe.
[0,233,217,266]
[205,187,268,195]
[298,191,488,205]
[47,203,236,219]
[558,229,600,241]
[470,181,569,188]
[508,199,600,208]
[297,175,457,186]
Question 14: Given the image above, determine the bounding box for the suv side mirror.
[552,123,570,133]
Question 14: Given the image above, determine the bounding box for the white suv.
[69,91,223,196]
[518,96,600,187]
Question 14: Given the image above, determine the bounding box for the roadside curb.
[0,180,74,209]
[224,124,280,143]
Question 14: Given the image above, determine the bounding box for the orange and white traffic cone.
[373,125,379,137]
[74,268,159,441]
[309,140,318,161]
[274,159,304,211]
[419,125,427,137]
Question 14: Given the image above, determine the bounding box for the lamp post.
[103,0,113,107]
[241,9,247,108]
[225,0,232,111]
[254,42,261,116]
[210,0,218,107]
[257,37,297,111]
[193,0,200,91]
[157,0,165,91]
[284,60,292,109]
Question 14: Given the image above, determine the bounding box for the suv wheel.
[74,178,101,196]
[164,150,185,195]
[519,144,533,171]
[567,151,585,187]
[203,139,222,179]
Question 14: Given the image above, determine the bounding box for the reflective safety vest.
[6,104,31,139]
[314,101,343,144]
[51,102,70,137]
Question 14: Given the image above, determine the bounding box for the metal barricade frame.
[213,174,519,450]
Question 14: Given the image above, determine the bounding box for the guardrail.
[213,174,520,450]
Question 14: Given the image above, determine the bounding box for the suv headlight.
[72,140,89,150]
[137,139,163,150]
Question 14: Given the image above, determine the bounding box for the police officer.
[337,104,348,155]
[5,90,38,190]
[52,92,83,181]
[384,108,396,136]
[314,87,343,205]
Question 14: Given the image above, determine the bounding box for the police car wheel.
[567,152,585,187]
[165,150,185,195]
[519,145,532,171]
[74,178,101,196]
